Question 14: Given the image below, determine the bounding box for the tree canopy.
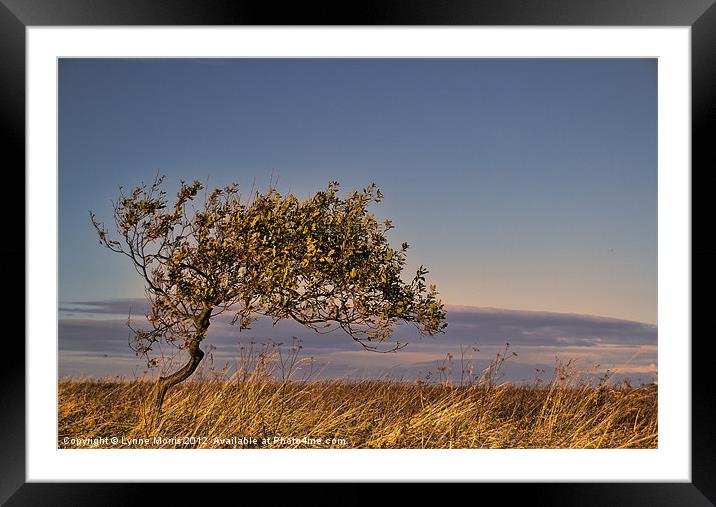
[91,175,447,382]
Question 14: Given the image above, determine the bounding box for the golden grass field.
[58,344,657,449]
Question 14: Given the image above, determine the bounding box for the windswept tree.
[91,176,447,408]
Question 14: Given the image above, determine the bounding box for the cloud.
[59,298,149,317]
[441,305,656,346]
[59,300,657,381]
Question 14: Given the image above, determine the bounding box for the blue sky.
[58,58,657,381]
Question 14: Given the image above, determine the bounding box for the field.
[58,345,657,449]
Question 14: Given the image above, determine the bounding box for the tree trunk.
[153,307,212,412]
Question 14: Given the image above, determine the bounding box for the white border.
[27,27,690,482]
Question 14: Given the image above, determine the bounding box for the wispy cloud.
[59,300,657,381]
[59,298,149,317]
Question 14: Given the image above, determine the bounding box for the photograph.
[1,0,708,497]
[57,57,658,450]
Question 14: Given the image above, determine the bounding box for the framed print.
[3,0,714,504]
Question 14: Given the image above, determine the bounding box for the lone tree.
[91,176,447,408]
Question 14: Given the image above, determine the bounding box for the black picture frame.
[2,1,714,505]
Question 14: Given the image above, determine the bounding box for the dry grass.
[58,343,657,449]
